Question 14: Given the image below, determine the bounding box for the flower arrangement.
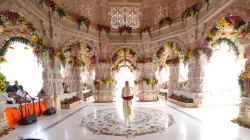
[98,59,111,64]
[0,72,6,93]
[93,78,116,86]
[118,25,132,35]
[240,21,250,38]
[83,91,95,98]
[204,15,247,46]
[238,67,250,97]
[156,42,184,59]
[39,0,66,19]
[181,3,199,23]
[75,16,91,31]
[192,47,213,62]
[165,57,180,66]
[179,80,187,87]
[68,55,85,67]
[169,94,194,103]
[91,55,97,64]
[112,48,136,62]
[136,26,152,35]
[159,16,173,27]
[139,78,158,85]
[162,81,168,89]
[80,43,92,53]
[60,96,81,104]
[97,24,111,34]
[216,38,239,56]
[183,49,193,65]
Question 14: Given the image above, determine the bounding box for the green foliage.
[83,91,95,98]
[0,73,7,93]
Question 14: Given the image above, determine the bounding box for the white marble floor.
[2,99,250,140]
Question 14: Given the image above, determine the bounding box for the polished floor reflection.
[2,100,250,140]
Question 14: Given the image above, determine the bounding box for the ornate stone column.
[168,64,180,95]
[138,63,158,101]
[187,57,205,107]
[238,44,250,127]
[93,63,114,103]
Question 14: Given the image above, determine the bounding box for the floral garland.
[38,0,90,31]
[165,57,180,66]
[204,15,246,46]
[0,72,6,93]
[156,42,184,59]
[240,21,250,38]
[213,38,239,56]
[112,48,136,62]
[192,47,213,61]
[159,16,173,27]
[68,55,85,67]
[97,24,111,35]
[238,67,250,97]
[118,25,132,35]
[136,26,151,35]
[93,78,116,86]
[98,59,111,64]
[179,80,187,87]
[205,0,210,10]
[137,78,158,85]
[181,3,199,23]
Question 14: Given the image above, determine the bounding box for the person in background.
[16,85,30,102]
[12,80,19,92]
[6,81,13,93]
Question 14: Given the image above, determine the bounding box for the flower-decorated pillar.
[238,44,250,127]
[186,57,206,107]
[138,63,158,102]
[93,63,114,103]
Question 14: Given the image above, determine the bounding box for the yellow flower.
[230,32,237,37]
[56,51,61,56]
[219,18,230,27]
[125,48,130,55]
[117,49,124,56]
[99,80,103,85]
[221,32,226,37]
[81,44,87,50]
[18,31,25,36]
[211,43,217,47]
[4,30,12,35]
[166,43,171,49]
[30,37,38,44]
[24,47,29,50]
[207,33,215,39]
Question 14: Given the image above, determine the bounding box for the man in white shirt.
[16,85,30,101]
[121,81,134,127]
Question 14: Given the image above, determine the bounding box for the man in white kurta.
[121,81,134,127]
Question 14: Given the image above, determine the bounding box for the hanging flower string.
[159,16,173,27]
[181,3,199,23]
[205,0,210,10]
[136,26,152,35]
[118,25,132,35]
[97,24,111,35]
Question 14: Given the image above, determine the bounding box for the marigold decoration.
[139,78,158,85]
[118,25,132,35]
[97,24,111,35]
[179,80,187,87]
[137,57,153,64]
[192,47,213,62]
[159,16,173,27]
[204,15,247,47]
[93,79,116,86]
[240,21,250,37]
[156,42,184,59]
[181,3,199,23]
[0,72,7,93]
[112,48,136,62]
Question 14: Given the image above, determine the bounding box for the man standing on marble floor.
[121,81,134,127]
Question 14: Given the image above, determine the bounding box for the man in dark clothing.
[6,81,13,93]
[12,80,19,92]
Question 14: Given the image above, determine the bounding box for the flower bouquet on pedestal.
[122,96,134,101]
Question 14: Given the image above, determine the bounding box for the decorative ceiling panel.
[60,0,100,25]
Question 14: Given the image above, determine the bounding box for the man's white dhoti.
[121,86,134,126]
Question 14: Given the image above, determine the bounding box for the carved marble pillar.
[168,64,180,95]
[138,63,158,102]
[238,44,250,127]
[93,63,114,103]
[187,57,206,107]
